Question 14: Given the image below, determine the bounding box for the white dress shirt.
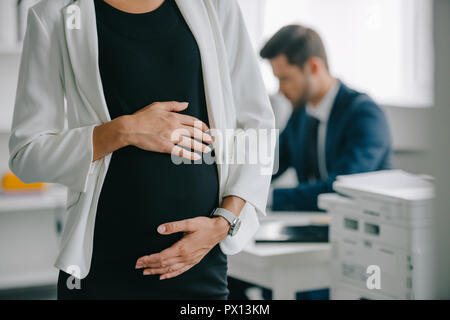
[305,80,340,181]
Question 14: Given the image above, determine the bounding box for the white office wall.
[236,0,266,52]
[430,0,450,299]
[262,0,434,108]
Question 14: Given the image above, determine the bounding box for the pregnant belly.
[92,145,220,260]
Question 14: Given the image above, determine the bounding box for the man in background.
[262,24,392,211]
[228,24,393,301]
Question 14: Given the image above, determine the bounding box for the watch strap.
[209,207,239,235]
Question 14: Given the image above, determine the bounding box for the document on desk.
[254,212,330,243]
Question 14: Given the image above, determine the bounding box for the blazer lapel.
[174,0,225,133]
[325,82,347,171]
[175,0,227,184]
[63,0,111,124]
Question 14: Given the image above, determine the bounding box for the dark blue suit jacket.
[271,81,392,211]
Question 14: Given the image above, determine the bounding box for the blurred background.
[0,0,448,299]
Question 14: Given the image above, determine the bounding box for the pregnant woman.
[9,0,275,300]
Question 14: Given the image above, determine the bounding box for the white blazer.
[9,0,275,279]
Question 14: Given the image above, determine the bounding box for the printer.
[318,170,435,300]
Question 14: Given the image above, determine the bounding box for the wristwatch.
[209,207,242,237]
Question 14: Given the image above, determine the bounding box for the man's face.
[270,54,312,108]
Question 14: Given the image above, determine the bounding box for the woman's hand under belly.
[135,215,229,280]
[135,195,246,280]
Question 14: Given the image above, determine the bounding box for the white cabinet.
[0,184,67,289]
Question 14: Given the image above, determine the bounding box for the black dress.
[57,0,229,300]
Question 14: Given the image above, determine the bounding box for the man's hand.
[135,196,246,280]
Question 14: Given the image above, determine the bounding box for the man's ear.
[307,56,326,75]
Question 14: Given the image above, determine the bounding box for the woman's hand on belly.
[134,216,230,280]
[123,101,213,161]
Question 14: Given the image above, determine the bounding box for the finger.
[160,263,196,280]
[176,136,212,154]
[170,144,201,161]
[158,218,198,235]
[179,125,213,144]
[138,246,204,269]
[136,233,204,269]
[136,250,179,269]
[143,262,186,276]
[169,127,211,146]
[136,242,186,268]
[175,114,210,132]
[139,255,184,269]
[160,101,189,112]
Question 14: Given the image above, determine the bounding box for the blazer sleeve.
[8,8,98,193]
[213,0,276,218]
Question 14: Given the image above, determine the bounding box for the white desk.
[227,212,331,300]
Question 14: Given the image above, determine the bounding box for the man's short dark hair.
[260,25,329,71]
